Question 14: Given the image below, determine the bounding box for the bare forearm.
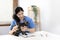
[27,28,35,33]
[9,26,18,35]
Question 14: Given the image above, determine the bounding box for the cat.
[13,21,28,36]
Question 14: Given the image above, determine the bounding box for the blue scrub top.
[9,16,35,30]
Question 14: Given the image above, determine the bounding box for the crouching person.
[9,7,35,36]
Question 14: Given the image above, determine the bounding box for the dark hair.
[13,7,24,23]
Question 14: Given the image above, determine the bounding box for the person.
[9,7,35,35]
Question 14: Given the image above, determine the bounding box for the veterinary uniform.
[9,16,35,33]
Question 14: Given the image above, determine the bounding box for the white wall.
[0,0,60,35]
[0,0,13,35]
[46,0,60,34]
[18,0,60,35]
[0,0,13,22]
[0,26,9,35]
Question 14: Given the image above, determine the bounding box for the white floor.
[0,31,60,40]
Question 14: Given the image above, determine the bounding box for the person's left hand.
[21,26,28,31]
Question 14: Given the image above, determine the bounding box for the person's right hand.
[9,25,18,35]
[12,25,18,32]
